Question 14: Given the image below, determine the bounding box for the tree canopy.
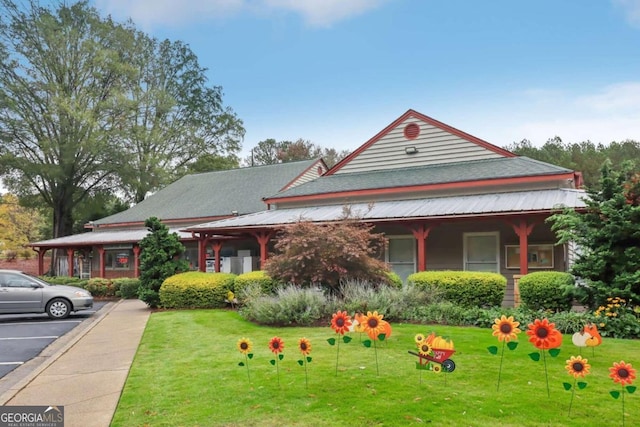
[0,0,243,239]
[245,138,349,168]
[504,138,640,190]
[0,193,45,257]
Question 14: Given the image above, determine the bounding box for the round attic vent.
[404,123,420,140]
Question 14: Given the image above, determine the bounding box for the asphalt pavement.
[0,299,150,427]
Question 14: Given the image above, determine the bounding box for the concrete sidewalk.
[0,299,150,427]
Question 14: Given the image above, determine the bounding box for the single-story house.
[30,109,587,306]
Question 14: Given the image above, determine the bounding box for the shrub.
[385,271,403,289]
[41,276,87,287]
[234,270,278,299]
[593,296,640,339]
[407,271,506,308]
[85,277,114,297]
[518,271,574,312]
[264,217,390,294]
[113,278,140,299]
[160,272,236,309]
[239,284,330,326]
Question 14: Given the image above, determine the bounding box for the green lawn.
[112,310,639,427]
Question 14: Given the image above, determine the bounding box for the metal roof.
[91,159,320,226]
[188,188,587,231]
[30,228,195,248]
[268,156,573,200]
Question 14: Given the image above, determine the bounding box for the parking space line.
[0,336,58,340]
[0,321,82,326]
[0,362,24,366]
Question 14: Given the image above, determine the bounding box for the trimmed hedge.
[160,272,236,309]
[385,271,403,289]
[407,271,506,308]
[518,271,574,312]
[113,278,140,299]
[234,270,278,298]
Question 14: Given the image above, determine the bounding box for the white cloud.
[94,0,388,28]
[613,0,640,27]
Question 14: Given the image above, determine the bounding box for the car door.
[0,272,44,313]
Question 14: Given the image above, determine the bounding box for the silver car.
[0,269,93,319]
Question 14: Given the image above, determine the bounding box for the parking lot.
[0,301,107,378]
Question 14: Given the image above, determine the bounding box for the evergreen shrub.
[234,270,278,299]
[113,278,140,299]
[407,271,506,308]
[160,272,236,309]
[518,271,574,312]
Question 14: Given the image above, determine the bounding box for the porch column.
[510,219,536,275]
[211,241,223,272]
[198,236,209,272]
[133,245,141,277]
[97,246,106,278]
[66,248,75,277]
[409,224,432,272]
[37,249,46,276]
[253,231,273,266]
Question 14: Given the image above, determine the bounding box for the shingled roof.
[91,159,321,227]
[266,156,573,201]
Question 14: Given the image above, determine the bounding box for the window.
[386,236,415,283]
[463,232,499,272]
[106,249,133,270]
[505,244,554,269]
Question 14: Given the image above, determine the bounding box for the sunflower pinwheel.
[236,337,253,381]
[488,315,521,391]
[563,355,591,416]
[608,360,637,426]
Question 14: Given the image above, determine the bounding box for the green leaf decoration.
[297,360,304,366]
[549,348,561,358]
[306,356,312,363]
[343,336,353,344]
[248,353,254,360]
[529,352,540,362]
[610,390,621,399]
[278,354,284,361]
[562,382,572,391]
[507,341,518,351]
[270,359,276,366]
[327,338,336,346]
[577,382,587,390]
[363,339,372,348]
[378,333,386,341]
[415,362,428,371]
[238,362,245,367]
[487,346,498,355]
[627,386,637,394]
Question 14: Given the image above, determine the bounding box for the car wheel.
[46,298,71,319]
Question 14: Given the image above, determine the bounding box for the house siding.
[334,117,503,174]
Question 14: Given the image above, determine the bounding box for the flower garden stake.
[526,318,562,397]
[361,311,387,376]
[268,336,285,386]
[237,337,253,382]
[609,360,636,427]
[563,355,590,417]
[297,337,312,389]
[487,315,521,391]
[328,311,352,376]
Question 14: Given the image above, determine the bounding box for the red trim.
[278,159,329,193]
[265,173,576,205]
[133,246,141,277]
[326,109,516,175]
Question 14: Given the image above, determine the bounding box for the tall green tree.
[117,34,244,203]
[138,217,188,308]
[0,0,136,239]
[548,161,640,307]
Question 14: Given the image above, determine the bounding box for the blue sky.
[91,0,640,159]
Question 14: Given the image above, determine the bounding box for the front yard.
[112,309,638,426]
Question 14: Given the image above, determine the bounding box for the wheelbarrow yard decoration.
[409,332,456,374]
